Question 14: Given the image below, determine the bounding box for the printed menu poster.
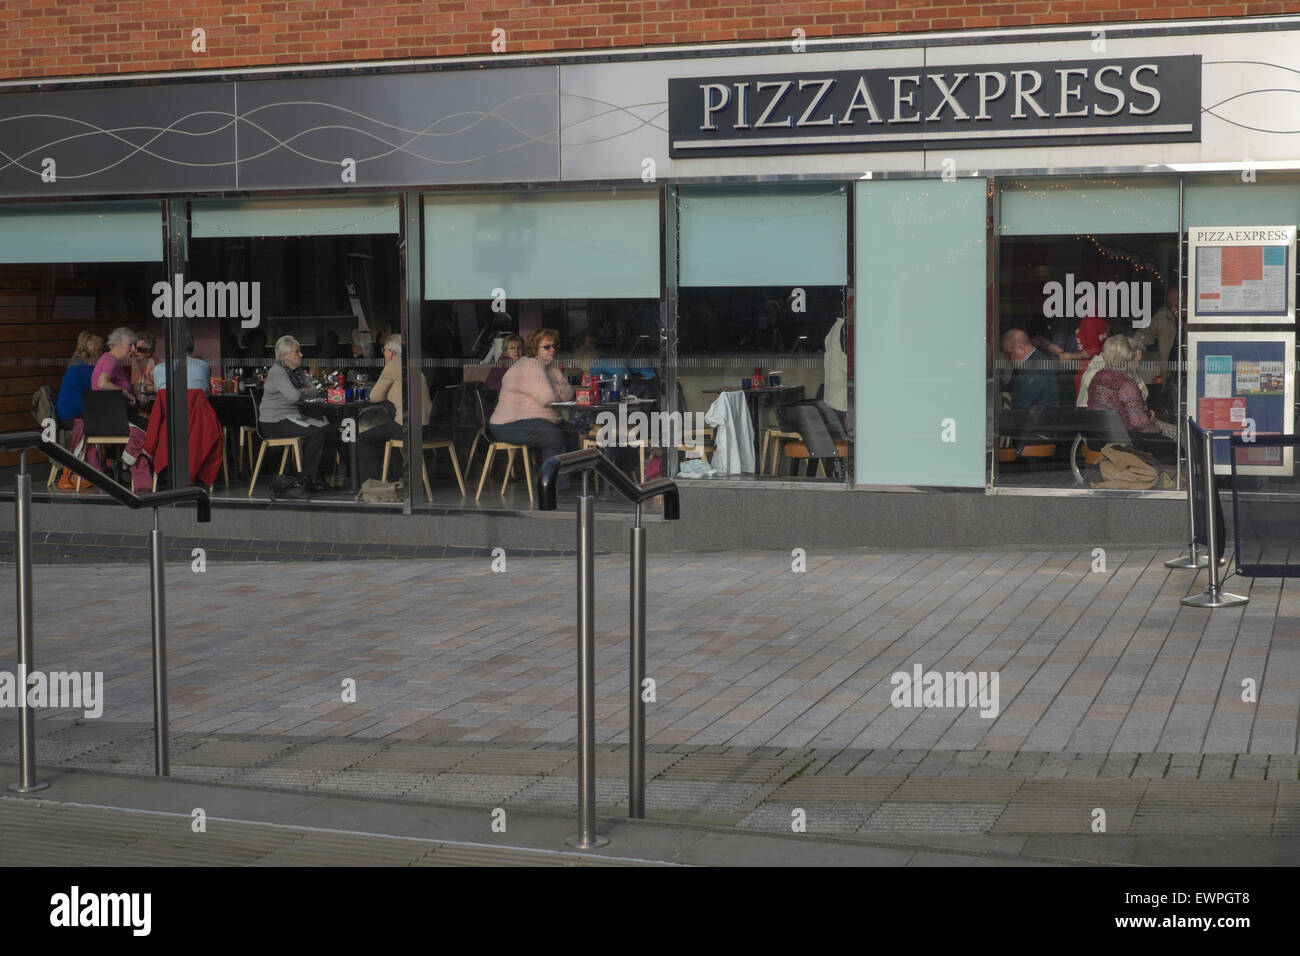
[1195,245,1287,314]
[1189,332,1294,475]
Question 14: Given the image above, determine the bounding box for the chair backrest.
[474,387,499,442]
[31,385,55,427]
[81,389,130,437]
[808,399,847,441]
[211,392,258,430]
[776,401,841,459]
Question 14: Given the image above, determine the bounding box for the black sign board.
[669,55,1200,157]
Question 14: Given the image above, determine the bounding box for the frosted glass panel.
[680,185,847,286]
[1184,176,1300,227]
[855,179,986,487]
[424,190,659,300]
[191,196,399,237]
[0,201,162,262]
[1000,178,1178,235]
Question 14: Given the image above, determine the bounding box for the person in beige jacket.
[358,334,431,482]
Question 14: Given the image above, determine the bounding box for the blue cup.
[769,374,781,386]
[741,378,752,389]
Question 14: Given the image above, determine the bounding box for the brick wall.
[1,1,1295,81]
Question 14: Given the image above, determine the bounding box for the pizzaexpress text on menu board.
[669,56,1200,157]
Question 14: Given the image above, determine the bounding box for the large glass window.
[995,178,1181,489]
[676,184,850,483]
[0,201,165,484]
[423,189,661,509]
[188,195,403,505]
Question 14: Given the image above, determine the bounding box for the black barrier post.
[1167,416,1212,569]
[629,504,646,819]
[1182,426,1248,608]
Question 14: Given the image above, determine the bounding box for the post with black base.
[9,452,48,794]
[568,470,608,849]
[1167,416,1211,569]
[149,510,171,775]
[1181,427,1248,609]
[629,504,646,820]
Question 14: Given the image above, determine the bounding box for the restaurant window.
[188,196,403,504]
[675,184,850,483]
[423,189,660,507]
[995,178,1181,490]
[0,201,165,482]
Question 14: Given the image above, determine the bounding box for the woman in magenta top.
[1087,335,1159,434]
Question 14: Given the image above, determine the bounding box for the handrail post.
[1182,428,1248,608]
[149,509,170,775]
[567,470,608,848]
[9,452,48,793]
[629,503,646,819]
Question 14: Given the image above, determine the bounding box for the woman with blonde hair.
[1086,335,1159,434]
[55,331,105,427]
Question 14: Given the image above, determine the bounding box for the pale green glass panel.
[855,179,986,487]
[424,189,659,300]
[679,185,847,287]
[1184,173,1300,227]
[1000,177,1179,235]
[191,196,399,237]
[0,201,162,262]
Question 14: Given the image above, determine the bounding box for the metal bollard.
[9,454,48,794]
[149,511,170,775]
[567,471,608,848]
[1182,429,1248,608]
[629,505,646,819]
[1167,418,1211,570]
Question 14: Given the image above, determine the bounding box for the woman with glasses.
[130,332,157,406]
[488,328,578,467]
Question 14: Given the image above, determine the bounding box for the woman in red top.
[1042,314,1108,399]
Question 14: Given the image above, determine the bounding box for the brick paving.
[1,548,1299,846]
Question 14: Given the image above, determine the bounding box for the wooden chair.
[776,400,847,477]
[246,395,303,496]
[760,428,800,475]
[76,389,131,492]
[381,437,467,498]
[473,391,533,501]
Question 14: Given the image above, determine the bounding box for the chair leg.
[248,442,268,496]
[475,445,497,500]
[381,442,393,482]
[278,446,291,475]
[293,441,302,474]
[500,448,516,495]
[465,430,482,475]
[421,457,433,501]
[522,447,534,503]
[445,445,467,496]
[639,444,646,484]
[759,431,771,476]
[222,431,230,490]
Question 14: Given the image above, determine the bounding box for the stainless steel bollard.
[149,511,170,775]
[629,507,646,819]
[567,471,608,848]
[9,456,48,793]
[1182,429,1248,608]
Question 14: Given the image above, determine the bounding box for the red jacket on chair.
[143,389,223,487]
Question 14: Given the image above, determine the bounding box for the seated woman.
[259,335,339,492]
[357,334,431,483]
[56,332,104,430]
[488,328,578,463]
[1088,335,1160,434]
[483,334,522,392]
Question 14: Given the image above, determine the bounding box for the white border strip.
[674,123,1194,150]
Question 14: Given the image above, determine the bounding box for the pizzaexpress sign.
[668,55,1200,156]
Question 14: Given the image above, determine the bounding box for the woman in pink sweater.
[488,328,578,465]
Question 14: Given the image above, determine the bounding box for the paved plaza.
[2,547,1299,864]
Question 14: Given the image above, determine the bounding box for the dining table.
[701,384,805,467]
[298,399,373,493]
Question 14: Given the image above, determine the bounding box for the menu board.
[1188,331,1294,475]
[1187,225,1296,324]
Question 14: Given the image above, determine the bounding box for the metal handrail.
[3,430,211,794]
[537,448,680,517]
[535,448,680,848]
[0,430,212,522]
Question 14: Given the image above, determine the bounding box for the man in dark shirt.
[1000,328,1060,408]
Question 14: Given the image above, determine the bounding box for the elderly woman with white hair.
[1086,334,1160,434]
[258,334,338,491]
[357,333,430,483]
